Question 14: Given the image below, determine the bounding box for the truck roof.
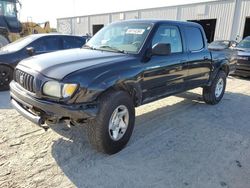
[25,33,83,40]
[113,19,201,27]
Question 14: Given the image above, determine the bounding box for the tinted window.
[152,25,182,53]
[63,37,85,49]
[30,39,46,52]
[185,27,204,51]
[45,37,61,51]
[31,37,61,52]
[237,38,250,49]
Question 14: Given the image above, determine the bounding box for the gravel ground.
[0,76,250,188]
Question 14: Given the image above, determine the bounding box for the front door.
[141,25,189,103]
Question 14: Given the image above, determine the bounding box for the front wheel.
[86,91,135,154]
[203,71,227,105]
[0,65,13,91]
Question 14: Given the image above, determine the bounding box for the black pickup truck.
[10,20,232,154]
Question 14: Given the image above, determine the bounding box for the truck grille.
[15,69,35,92]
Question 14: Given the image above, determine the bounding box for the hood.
[17,48,131,79]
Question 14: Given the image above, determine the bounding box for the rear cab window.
[184,26,205,52]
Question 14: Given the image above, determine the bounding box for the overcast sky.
[19,0,216,28]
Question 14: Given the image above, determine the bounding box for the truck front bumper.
[10,81,98,126]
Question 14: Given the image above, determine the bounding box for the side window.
[76,37,85,47]
[30,37,61,52]
[63,37,84,49]
[185,27,204,51]
[43,37,61,51]
[30,39,46,52]
[152,25,183,53]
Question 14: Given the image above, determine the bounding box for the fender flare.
[208,60,229,86]
[91,78,143,107]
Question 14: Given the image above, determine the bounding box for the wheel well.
[97,85,140,107]
[220,64,229,76]
[0,64,14,71]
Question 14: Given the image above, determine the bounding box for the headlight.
[62,84,78,98]
[43,81,78,98]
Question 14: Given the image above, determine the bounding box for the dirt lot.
[0,76,250,188]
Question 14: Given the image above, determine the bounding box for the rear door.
[142,24,189,103]
[184,26,212,88]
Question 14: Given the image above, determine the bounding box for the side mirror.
[152,43,171,56]
[26,47,35,56]
[85,37,91,43]
[231,43,237,48]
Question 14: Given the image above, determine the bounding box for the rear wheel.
[86,91,135,154]
[0,35,9,47]
[203,71,226,105]
[0,65,13,91]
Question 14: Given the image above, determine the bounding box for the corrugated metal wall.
[236,0,250,38]
[89,14,110,26]
[178,0,235,40]
[125,11,139,19]
[72,16,89,35]
[140,7,178,20]
[57,0,250,40]
[111,13,121,22]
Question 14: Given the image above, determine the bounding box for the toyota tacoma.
[10,20,232,154]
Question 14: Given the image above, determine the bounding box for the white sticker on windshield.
[126,29,145,35]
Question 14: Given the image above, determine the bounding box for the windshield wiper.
[98,45,127,54]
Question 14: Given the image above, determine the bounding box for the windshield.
[1,36,34,52]
[208,41,229,49]
[237,37,250,49]
[86,22,152,54]
[0,0,16,17]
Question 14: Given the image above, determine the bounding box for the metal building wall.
[178,0,235,40]
[140,7,178,20]
[57,18,72,34]
[233,0,250,39]
[72,16,89,35]
[57,0,250,40]
[111,13,121,22]
[89,14,110,27]
[125,11,139,19]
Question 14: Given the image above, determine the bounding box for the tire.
[0,35,9,47]
[203,70,227,105]
[0,65,13,91]
[86,90,135,154]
